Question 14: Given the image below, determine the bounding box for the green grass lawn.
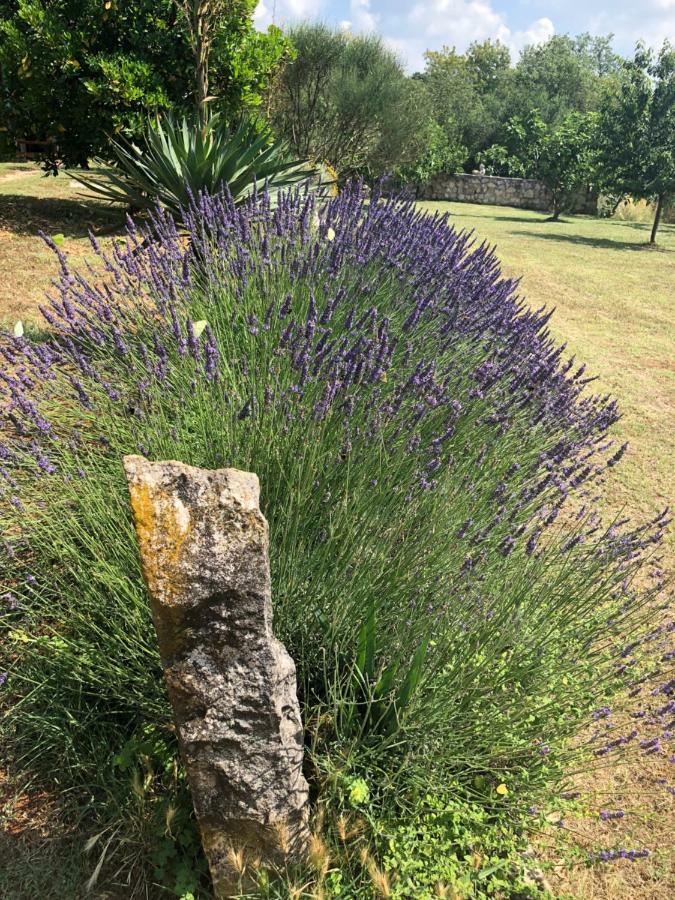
[420,201,675,560]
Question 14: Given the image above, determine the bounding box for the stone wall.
[417,173,597,215]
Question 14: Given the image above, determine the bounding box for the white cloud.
[348,0,379,32]
[253,0,323,29]
[409,1,505,42]
[584,2,674,53]
[253,0,673,63]
[338,1,379,34]
[509,16,555,55]
[253,2,272,27]
[391,2,556,71]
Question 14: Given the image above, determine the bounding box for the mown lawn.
[0,161,122,323]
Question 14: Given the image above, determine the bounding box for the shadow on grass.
[509,229,672,252]
[0,830,86,900]
[444,208,542,225]
[0,193,125,239]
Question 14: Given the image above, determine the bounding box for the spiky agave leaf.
[72,114,323,220]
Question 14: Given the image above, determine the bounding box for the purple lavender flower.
[0,183,668,815]
[594,848,649,863]
[607,443,628,468]
[2,592,20,611]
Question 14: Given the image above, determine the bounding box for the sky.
[253,1,675,72]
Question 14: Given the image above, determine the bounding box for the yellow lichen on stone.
[128,479,192,606]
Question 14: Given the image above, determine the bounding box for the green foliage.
[480,112,598,218]
[512,34,619,125]
[396,121,467,185]
[269,24,427,178]
[420,40,513,169]
[0,190,664,892]
[596,41,675,242]
[339,596,430,740]
[73,113,320,218]
[476,143,518,178]
[531,112,598,219]
[234,775,548,898]
[403,33,619,177]
[379,790,543,899]
[0,0,289,166]
[107,725,208,898]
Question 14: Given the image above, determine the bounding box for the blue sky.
[254,1,675,72]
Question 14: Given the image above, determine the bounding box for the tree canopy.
[0,0,289,166]
[597,41,675,243]
[399,31,622,178]
[0,6,671,234]
[268,24,429,178]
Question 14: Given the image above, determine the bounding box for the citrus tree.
[534,111,598,219]
[0,0,288,167]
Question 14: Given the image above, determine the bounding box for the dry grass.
[543,757,674,899]
[0,162,124,324]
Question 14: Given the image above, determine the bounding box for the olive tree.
[268,24,428,178]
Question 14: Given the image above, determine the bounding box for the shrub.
[396,121,467,186]
[0,186,667,893]
[476,144,522,178]
[268,24,429,179]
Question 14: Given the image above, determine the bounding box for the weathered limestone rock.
[123,455,310,897]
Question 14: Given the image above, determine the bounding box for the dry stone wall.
[417,173,597,214]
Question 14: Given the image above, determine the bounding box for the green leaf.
[71,113,320,224]
[355,597,376,681]
[380,636,429,736]
[395,635,429,713]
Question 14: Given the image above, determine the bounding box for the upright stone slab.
[123,455,310,897]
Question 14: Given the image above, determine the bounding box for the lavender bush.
[0,185,669,893]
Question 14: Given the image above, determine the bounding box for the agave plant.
[74,114,322,220]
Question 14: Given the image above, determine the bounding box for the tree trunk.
[611,194,626,216]
[650,193,665,245]
[194,8,209,130]
[182,0,212,132]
